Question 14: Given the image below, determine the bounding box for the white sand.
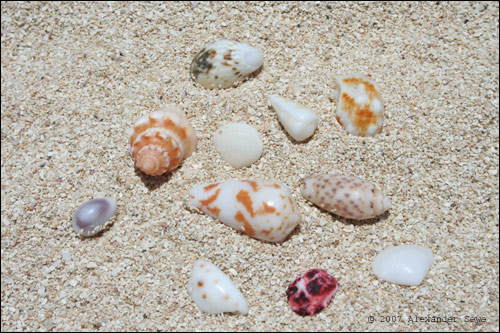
[1,2,498,331]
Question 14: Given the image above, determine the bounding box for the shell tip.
[383,196,392,211]
[300,177,313,198]
[244,46,263,70]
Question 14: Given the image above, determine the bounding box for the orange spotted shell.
[128,106,197,176]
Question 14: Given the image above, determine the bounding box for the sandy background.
[1,1,499,331]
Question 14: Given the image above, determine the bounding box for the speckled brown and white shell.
[332,74,384,137]
[128,106,197,176]
[301,174,391,220]
[190,40,263,89]
[189,179,301,242]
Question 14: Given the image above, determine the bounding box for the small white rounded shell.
[372,245,434,286]
[268,95,319,141]
[213,123,263,168]
[72,198,117,237]
[187,259,249,315]
[190,40,263,89]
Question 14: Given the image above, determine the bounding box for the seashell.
[187,259,249,315]
[286,269,340,316]
[189,179,301,242]
[372,245,434,286]
[268,95,319,142]
[301,174,391,220]
[332,74,384,137]
[128,106,197,176]
[213,122,263,168]
[190,40,263,89]
[72,198,117,237]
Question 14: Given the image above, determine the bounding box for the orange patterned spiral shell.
[128,106,197,176]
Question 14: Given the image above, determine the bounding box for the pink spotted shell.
[286,269,340,316]
[128,106,197,176]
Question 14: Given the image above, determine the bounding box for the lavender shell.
[72,198,117,237]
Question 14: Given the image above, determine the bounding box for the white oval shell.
[187,259,249,315]
[213,123,263,169]
[301,174,391,220]
[268,95,319,141]
[333,74,384,137]
[189,179,301,242]
[72,198,117,237]
[372,245,434,286]
[190,40,263,89]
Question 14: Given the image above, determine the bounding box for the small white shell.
[187,259,249,315]
[213,123,263,168]
[268,95,319,141]
[190,40,263,89]
[372,245,434,286]
[332,74,384,137]
[72,198,117,237]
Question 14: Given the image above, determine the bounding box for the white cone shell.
[372,245,434,286]
[187,260,249,315]
[268,95,319,141]
[189,179,301,242]
[213,123,263,168]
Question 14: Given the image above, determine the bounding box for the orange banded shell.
[128,106,197,176]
